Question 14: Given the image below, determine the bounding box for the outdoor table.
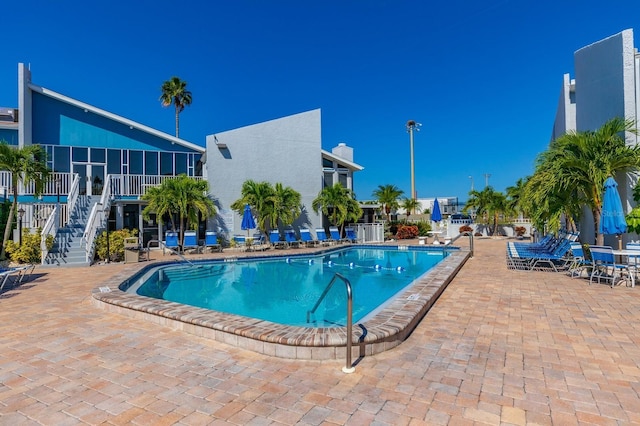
[427,231,443,244]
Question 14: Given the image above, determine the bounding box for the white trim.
[321,149,364,171]
[28,83,205,153]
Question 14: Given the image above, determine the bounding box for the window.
[53,146,70,172]
[72,147,88,162]
[129,151,143,175]
[145,151,158,175]
[160,152,173,175]
[323,158,333,168]
[175,153,187,175]
[90,148,105,163]
[107,149,121,174]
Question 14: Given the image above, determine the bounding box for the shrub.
[94,228,139,262]
[396,225,418,239]
[459,225,473,234]
[5,227,54,264]
[415,221,431,236]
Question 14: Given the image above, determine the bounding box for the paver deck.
[1,237,639,425]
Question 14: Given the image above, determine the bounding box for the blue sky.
[3,0,640,203]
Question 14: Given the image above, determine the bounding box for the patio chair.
[233,235,247,249]
[183,231,201,253]
[589,245,633,287]
[506,238,573,272]
[164,231,180,254]
[204,231,222,252]
[269,230,288,249]
[250,233,268,251]
[567,242,590,278]
[300,228,318,248]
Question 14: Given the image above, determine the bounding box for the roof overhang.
[321,149,364,172]
[28,83,205,153]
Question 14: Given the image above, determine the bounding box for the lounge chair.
[233,235,247,249]
[204,231,222,252]
[183,231,201,253]
[269,230,287,249]
[285,229,301,248]
[0,265,32,292]
[344,227,358,243]
[249,233,268,251]
[567,242,590,278]
[164,231,180,254]
[300,228,318,248]
[329,226,342,244]
[315,228,331,246]
[506,238,572,272]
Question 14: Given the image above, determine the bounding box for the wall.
[205,109,323,237]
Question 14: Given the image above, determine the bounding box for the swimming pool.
[93,244,471,360]
[121,247,446,328]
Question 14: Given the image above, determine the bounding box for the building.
[552,29,640,244]
[205,110,362,237]
[0,64,363,265]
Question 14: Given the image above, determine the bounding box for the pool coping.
[91,245,471,360]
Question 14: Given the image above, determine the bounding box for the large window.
[107,149,121,174]
[145,151,158,175]
[160,152,173,175]
[54,146,70,172]
[129,151,143,175]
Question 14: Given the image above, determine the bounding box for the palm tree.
[372,184,404,221]
[400,198,421,220]
[312,183,360,233]
[159,77,192,138]
[142,175,215,246]
[271,183,302,229]
[0,143,50,259]
[464,186,507,236]
[231,180,277,241]
[527,117,640,244]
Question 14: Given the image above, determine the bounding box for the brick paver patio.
[1,238,639,425]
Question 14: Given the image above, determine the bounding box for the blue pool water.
[121,246,449,328]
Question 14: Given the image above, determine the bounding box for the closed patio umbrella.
[431,198,442,223]
[241,204,256,237]
[599,177,627,249]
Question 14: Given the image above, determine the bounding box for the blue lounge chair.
[506,238,572,272]
[329,226,341,244]
[164,231,179,254]
[204,231,222,252]
[233,235,246,248]
[315,228,331,246]
[249,233,267,251]
[345,227,358,243]
[285,229,300,248]
[269,230,287,249]
[567,242,590,278]
[300,228,317,248]
[183,230,201,253]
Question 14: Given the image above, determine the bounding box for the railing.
[354,223,385,243]
[67,173,80,217]
[82,176,113,263]
[109,174,204,198]
[307,273,355,373]
[40,205,59,264]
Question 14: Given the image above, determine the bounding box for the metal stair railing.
[307,272,355,373]
[67,173,80,219]
[40,205,59,264]
[82,176,113,263]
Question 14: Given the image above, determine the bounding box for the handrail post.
[463,231,474,258]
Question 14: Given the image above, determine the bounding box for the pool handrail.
[307,272,355,373]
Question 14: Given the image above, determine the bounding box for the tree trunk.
[175,105,180,138]
[0,200,16,259]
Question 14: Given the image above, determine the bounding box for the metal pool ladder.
[307,272,355,373]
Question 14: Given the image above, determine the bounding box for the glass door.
[72,163,105,196]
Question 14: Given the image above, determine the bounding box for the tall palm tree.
[528,117,640,244]
[372,184,404,221]
[0,143,50,259]
[160,77,192,138]
[142,175,215,246]
[464,186,507,236]
[312,183,359,232]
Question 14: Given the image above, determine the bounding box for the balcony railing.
[109,174,204,197]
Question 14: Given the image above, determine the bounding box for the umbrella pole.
[618,234,622,250]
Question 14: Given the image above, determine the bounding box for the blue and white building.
[1,63,363,265]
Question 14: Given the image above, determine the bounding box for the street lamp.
[17,207,25,246]
[406,120,422,202]
[468,176,474,192]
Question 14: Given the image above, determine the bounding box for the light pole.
[406,120,421,202]
[468,176,474,192]
[484,173,491,188]
[17,207,25,246]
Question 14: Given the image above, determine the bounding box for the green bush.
[415,221,432,236]
[94,228,139,262]
[5,227,54,264]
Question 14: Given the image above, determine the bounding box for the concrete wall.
[205,109,323,238]
[551,73,576,140]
